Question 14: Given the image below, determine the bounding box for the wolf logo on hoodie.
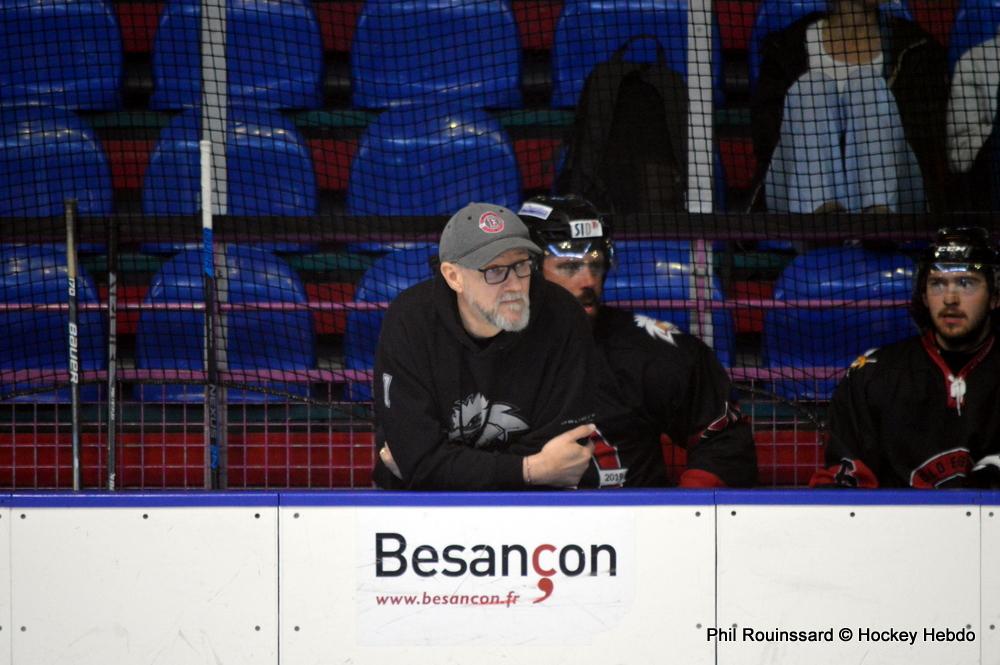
[449,393,530,449]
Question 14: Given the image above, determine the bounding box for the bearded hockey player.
[812,227,1000,488]
[518,194,757,487]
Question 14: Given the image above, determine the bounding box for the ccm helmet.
[911,226,999,328]
[516,194,614,270]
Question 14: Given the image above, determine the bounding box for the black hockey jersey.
[592,306,758,487]
[812,331,1000,488]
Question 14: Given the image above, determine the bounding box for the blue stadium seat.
[550,0,725,108]
[604,240,735,366]
[345,241,438,254]
[136,245,315,403]
[351,0,522,109]
[0,244,105,402]
[142,107,317,217]
[0,105,113,217]
[0,0,122,110]
[749,0,913,91]
[761,246,916,401]
[947,0,1000,72]
[343,243,438,401]
[347,107,521,215]
[150,0,323,110]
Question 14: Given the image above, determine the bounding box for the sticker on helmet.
[570,219,603,239]
[934,244,973,261]
[517,202,553,220]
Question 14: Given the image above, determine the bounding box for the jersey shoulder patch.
[847,347,880,374]
[633,313,683,346]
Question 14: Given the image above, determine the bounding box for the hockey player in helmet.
[518,194,758,487]
[911,227,999,349]
[517,194,614,319]
[813,227,1000,488]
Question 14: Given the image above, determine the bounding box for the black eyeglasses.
[478,258,534,285]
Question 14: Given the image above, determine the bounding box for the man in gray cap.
[372,202,626,490]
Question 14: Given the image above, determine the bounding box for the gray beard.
[466,292,530,332]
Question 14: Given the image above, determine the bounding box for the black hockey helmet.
[911,226,1000,328]
[516,194,614,270]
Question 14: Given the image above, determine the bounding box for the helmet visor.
[930,262,991,275]
[545,239,601,259]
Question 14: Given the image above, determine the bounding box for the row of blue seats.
[2,102,730,217]
[0,244,313,402]
[4,0,711,110]
[1,104,522,217]
[0,242,915,403]
[5,0,1000,112]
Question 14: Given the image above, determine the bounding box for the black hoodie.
[372,273,608,490]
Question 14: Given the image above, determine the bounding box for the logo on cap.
[479,211,505,234]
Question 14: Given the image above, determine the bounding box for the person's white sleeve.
[948,38,1000,173]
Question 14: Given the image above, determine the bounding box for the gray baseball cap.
[439,203,542,269]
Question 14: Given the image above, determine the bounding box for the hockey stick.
[106,218,119,489]
[201,140,222,489]
[65,199,81,490]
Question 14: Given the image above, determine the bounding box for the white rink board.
[280,502,715,665]
[716,503,980,665]
[983,503,1000,665]
[0,508,9,665]
[9,505,278,665]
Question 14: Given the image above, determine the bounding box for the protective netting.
[0,0,995,489]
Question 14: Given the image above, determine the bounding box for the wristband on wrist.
[524,456,533,486]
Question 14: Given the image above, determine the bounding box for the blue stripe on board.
[7,492,280,508]
[278,489,717,508]
[3,489,993,509]
[716,489,982,506]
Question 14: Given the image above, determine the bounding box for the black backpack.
[555,36,689,215]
